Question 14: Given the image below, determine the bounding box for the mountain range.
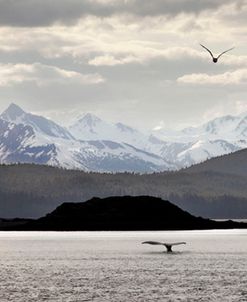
[0,103,246,172]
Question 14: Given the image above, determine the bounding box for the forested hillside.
[1,149,247,219]
[185,148,247,176]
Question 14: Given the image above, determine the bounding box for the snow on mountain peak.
[0,103,73,140]
[69,113,107,138]
[1,103,25,122]
[78,113,102,126]
[115,122,136,133]
[202,115,239,135]
[1,103,247,172]
[69,113,152,149]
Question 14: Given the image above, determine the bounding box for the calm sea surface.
[0,230,247,302]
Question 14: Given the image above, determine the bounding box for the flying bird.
[200,44,234,63]
[142,241,186,253]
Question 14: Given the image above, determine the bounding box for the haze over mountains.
[0,103,246,172]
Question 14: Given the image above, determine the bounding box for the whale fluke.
[142,241,186,253]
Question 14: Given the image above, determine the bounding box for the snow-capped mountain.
[154,113,247,143]
[176,139,239,167]
[0,118,57,165]
[69,113,117,140]
[69,113,152,150]
[152,113,247,166]
[0,104,175,172]
[1,103,73,140]
[1,103,247,171]
[69,140,174,172]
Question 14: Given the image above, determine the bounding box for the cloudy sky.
[0,0,246,130]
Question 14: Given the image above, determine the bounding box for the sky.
[0,0,246,131]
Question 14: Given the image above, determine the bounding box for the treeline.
[1,163,247,218]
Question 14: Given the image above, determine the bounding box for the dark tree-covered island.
[1,196,246,231]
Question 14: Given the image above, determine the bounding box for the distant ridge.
[185,148,247,177]
[1,103,247,172]
[0,103,172,173]
[1,149,247,219]
[2,196,246,231]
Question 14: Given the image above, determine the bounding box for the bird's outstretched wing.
[142,241,164,245]
[200,44,214,59]
[217,47,234,59]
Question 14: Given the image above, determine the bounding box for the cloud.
[0,9,244,68]
[0,0,237,27]
[0,63,104,87]
[88,55,139,66]
[88,47,204,66]
[220,54,247,68]
[0,1,246,132]
[177,69,247,85]
[201,98,247,125]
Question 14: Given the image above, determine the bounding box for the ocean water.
[0,230,247,302]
